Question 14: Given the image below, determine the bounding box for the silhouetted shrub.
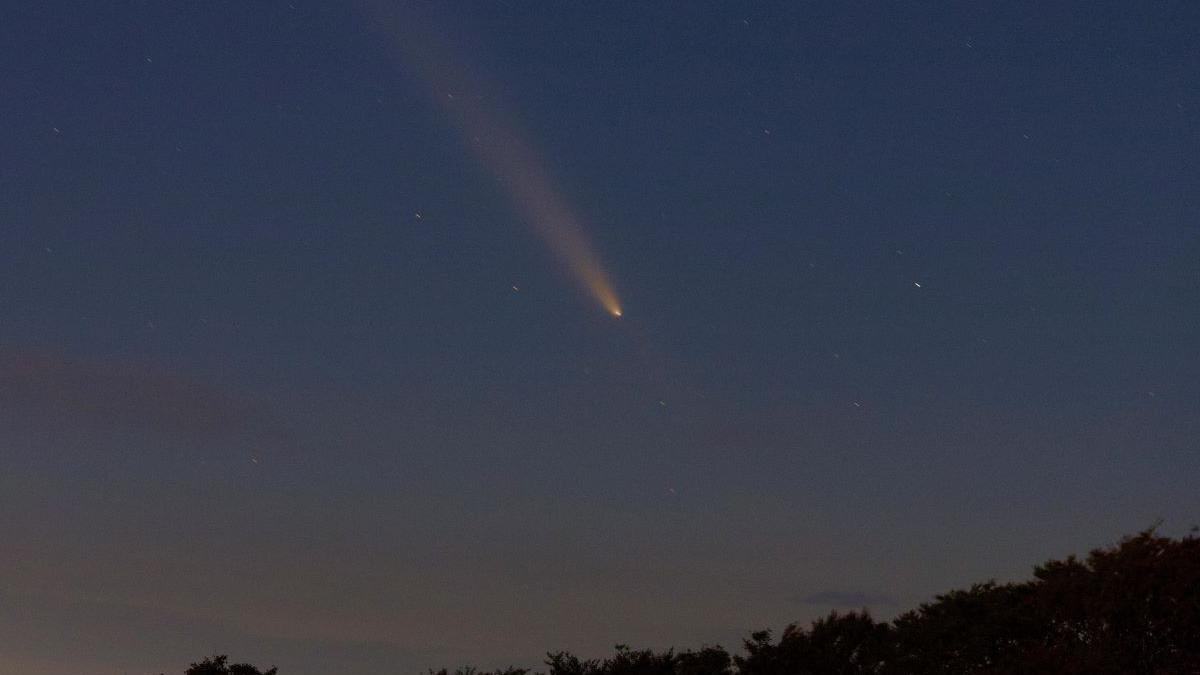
[171,529,1200,675]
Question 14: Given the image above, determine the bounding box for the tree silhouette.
[546,644,732,675]
[888,528,1200,674]
[673,646,735,675]
[428,667,531,675]
[1029,528,1200,674]
[736,611,891,675]
[890,582,1040,674]
[183,654,277,675]
[169,528,1199,675]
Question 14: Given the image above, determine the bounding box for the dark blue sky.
[2,2,1198,674]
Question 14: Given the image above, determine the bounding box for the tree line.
[175,528,1200,675]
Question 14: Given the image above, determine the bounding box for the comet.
[362,2,623,318]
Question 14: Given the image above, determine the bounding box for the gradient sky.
[2,1,1198,674]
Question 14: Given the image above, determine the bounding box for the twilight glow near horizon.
[1,2,1198,675]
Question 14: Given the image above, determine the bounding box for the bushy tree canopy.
[170,529,1199,675]
[181,654,277,675]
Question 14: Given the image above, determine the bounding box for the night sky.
[2,1,1199,674]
